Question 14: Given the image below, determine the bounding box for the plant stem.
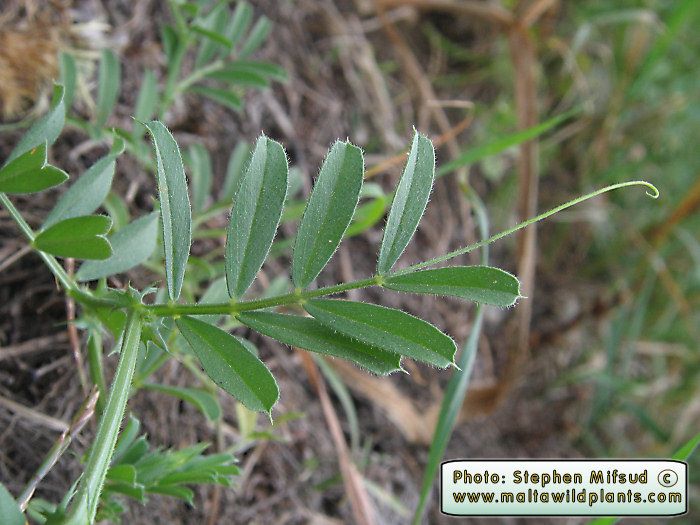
[64,310,143,525]
[0,193,74,290]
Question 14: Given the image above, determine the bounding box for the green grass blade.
[293,140,364,288]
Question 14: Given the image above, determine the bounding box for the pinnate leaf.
[145,121,192,301]
[292,140,364,288]
[377,131,435,274]
[304,299,456,368]
[33,215,112,260]
[175,316,279,415]
[384,266,521,307]
[225,135,288,298]
[0,142,67,194]
[238,311,402,375]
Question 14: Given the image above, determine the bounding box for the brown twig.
[298,351,376,525]
[0,332,69,361]
[0,395,69,432]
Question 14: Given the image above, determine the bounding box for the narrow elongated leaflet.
[304,299,456,368]
[175,316,279,415]
[225,1,253,49]
[95,49,121,128]
[44,138,125,227]
[377,131,435,274]
[238,311,402,375]
[133,70,159,141]
[33,215,112,260]
[240,16,272,57]
[225,135,288,298]
[76,212,159,281]
[6,84,65,164]
[145,121,192,301]
[293,141,364,288]
[384,266,521,307]
[190,86,242,112]
[59,52,77,110]
[0,142,67,194]
[187,143,213,213]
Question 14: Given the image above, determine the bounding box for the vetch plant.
[0,80,659,523]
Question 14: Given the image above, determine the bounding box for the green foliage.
[225,135,288,298]
[0,483,24,525]
[0,142,68,194]
[145,121,192,301]
[33,215,112,260]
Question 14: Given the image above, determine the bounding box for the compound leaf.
[304,299,456,368]
[292,140,363,288]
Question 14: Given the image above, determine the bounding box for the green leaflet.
[238,311,402,375]
[76,212,159,281]
[44,138,124,228]
[59,52,77,110]
[384,266,521,307]
[292,140,364,288]
[0,483,24,525]
[304,299,456,368]
[6,84,65,164]
[175,316,279,415]
[190,86,242,112]
[145,121,192,301]
[377,131,435,274]
[240,16,271,57]
[143,383,221,421]
[194,1,230,67]
[220,140,250,202]
[187,143,213,213]
[133,71,159,141]
[225,135,288,298]
[206,68,269,87]
[33,215,112,260]
[225,1,253,50]
[0,142,67,194]
[218,60,287,82]
[95,49,121,128]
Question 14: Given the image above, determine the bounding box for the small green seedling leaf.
[6,84,65,164]
[0,142,67,194]
[95,49,121,128]
[219,140,250,202]
[176,316,279,415]
[238,311,402,375]
[44,138,125,227]
[144,383,221,421]
[377,131,435,274]
[304,299,456,368]
[145,121,192,301]
[293,140,364,288]
[33,215,112,260]
[384,266,521,307]
[0,483,24,525]
[190,86,242,112]
[76,212,159,281]
[225,135,288,298]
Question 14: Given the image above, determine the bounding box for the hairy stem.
[64,311,143,525]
